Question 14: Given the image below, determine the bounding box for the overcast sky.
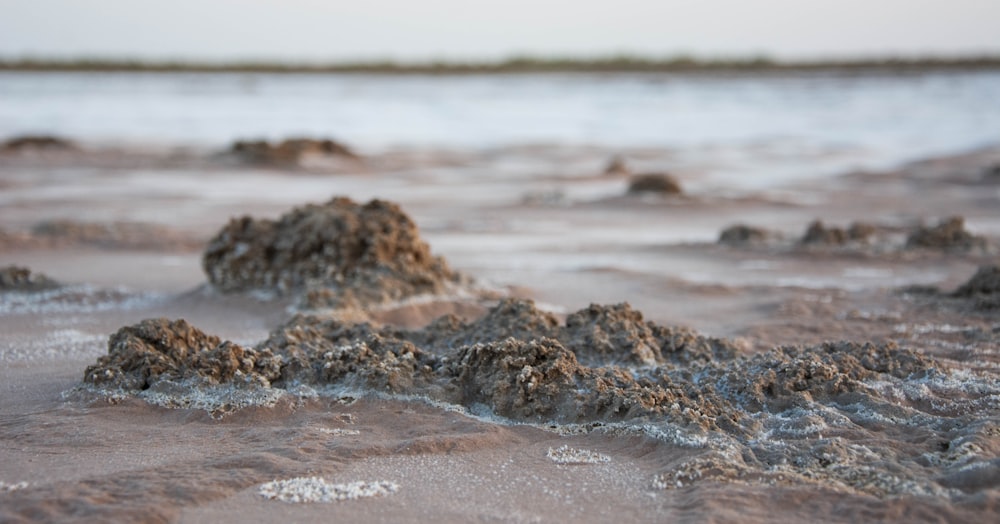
[1,0,998,62]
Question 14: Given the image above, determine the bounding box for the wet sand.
[1,142,998,522]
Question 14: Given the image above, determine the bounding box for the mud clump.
[905,216,986,252]
[0,265,60,292]
[952,264,1000,310]
[202,197,459,308]
[231,138,358,167]
[449,337,714,425]
[626,173,682,195]
[800,220,875,246]
[562,302,738,367]
[716,340,932,412]
[2,135,76,152]
[83,318,282,390]
[718,224,774,247]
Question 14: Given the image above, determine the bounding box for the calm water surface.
[2,70,999,187]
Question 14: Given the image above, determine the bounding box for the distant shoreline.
[3,55,1000,75]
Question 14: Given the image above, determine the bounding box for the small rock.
[231,137,357,166]
[0,265,60,292]
[719,224,772,246]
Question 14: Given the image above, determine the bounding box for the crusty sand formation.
[202,197,461,308]
[906,216,986,252]
[79,296,997,499]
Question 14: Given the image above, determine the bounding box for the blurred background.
[2,0,999,181]
[1,0,999,315]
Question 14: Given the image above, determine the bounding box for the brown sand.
[1,144,999,523]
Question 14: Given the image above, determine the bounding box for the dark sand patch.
[906,216,988,252]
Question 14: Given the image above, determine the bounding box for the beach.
[1,70,999,523]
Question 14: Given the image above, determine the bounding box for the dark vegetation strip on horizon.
[3,55,1000,74]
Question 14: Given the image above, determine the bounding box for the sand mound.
[562,302,738,367]
[906,216,986,251]
[626,173,682,195]
[718,224,774,247]
[800,220,875,246]
[232,138,358,167]
[202,197,460,308]
[0,266,60,292]
[717,217,990,255]
[2,135,76,152]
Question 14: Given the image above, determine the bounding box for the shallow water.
[2,71,1000,188]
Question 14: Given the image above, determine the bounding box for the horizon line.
[3,53,1000,74]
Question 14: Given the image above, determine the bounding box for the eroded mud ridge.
[81,298,999,500]
[202,197,461,308]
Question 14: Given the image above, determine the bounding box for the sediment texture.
[80,298,998,500]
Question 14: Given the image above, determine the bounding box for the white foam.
[258,477,398,503]
[0,328,106,362]
[546,445,611,465]
[0,481,30,493]
[318,428,361,436]
[0,285,164,315]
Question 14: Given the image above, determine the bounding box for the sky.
[1,0,999,62]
